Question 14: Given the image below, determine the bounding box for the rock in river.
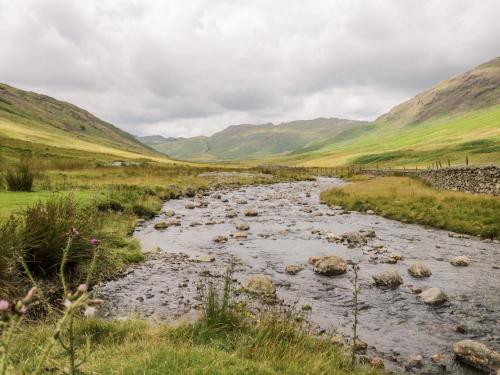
[373,268,403,288]
[451,255,470,267]
[241,274,276,295]
[452,339,500,373]
[213,235,228,243]
[244,208,258,217]
[285,264,304,275]
[232,231,248,239]
[314,256,347,276]
[235,222,250,231]
[408,261,432,278]
[154,222,169,230]
[418,287,448,305]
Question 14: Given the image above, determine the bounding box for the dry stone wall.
[363,166,500,195]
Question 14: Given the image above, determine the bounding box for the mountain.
[141,118,369,161]
[0,83,169,164]
[297,57,500,167]
[377,57,500,125]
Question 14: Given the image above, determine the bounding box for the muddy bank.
[99,178,500,374]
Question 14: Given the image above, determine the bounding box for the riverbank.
[320,176,500,239]
[1,168,384,374]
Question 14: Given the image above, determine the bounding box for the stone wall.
[363,166,500,195]
[418,166,499,195]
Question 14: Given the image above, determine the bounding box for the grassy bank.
[10,319,380,374]
[6,272,380,375]
[320,176,500,239]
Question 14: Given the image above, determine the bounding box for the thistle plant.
[0,287,38,375]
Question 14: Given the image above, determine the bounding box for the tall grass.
[4,161,35,192]
[321,176,500,238]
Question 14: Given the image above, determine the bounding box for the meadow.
[320,176,500,239]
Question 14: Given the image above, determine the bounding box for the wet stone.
[452,339,500,373]
[235,222,250,231]
[418,287,448,305]
[373,268,403,288]
[241,274,276,295]
[408,261,432,278]
[451,255,470,267]
[285,264,304,275]
[313,256,347,276]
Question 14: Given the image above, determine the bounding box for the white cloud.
[1,0,499,137]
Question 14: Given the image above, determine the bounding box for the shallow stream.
[99,178,499,373]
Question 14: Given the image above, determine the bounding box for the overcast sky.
[1,0,499,138]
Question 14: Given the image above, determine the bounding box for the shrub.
[2,196,99,277]
[5,161,35,192]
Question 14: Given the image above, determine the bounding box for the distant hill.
[0,83,170,164]
[297,57,500,167]
[140,118,369,161]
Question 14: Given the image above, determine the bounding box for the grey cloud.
[0,0,499,137]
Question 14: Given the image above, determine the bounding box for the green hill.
[0,83,170,165]
[297,57,500,167]
[140,118,369,161]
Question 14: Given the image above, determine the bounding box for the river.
[99,178,500,374]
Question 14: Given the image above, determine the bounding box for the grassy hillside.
[298,105,500,167]
[0,83,171,165]
[377,57,500,125]
[140,118,368,161]
[294,57,500,167]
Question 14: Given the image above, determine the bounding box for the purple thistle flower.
[0,300,9,312]
[90,238,101,247]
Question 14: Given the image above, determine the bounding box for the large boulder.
[408,262,432,278]
[451,256,470,267]
[418,287,448,305]
[373,268,403,288]
[452,339,500,373]
[313,256,347,276]
[241,274,276,295]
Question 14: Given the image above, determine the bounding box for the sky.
[1,1,499,138]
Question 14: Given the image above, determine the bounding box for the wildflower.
[63,299,72,309]
[76,284,88,294]
[69,228,80,237]
[83,307,97,317]
[90,238,101,247]
[0,299,9,312]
